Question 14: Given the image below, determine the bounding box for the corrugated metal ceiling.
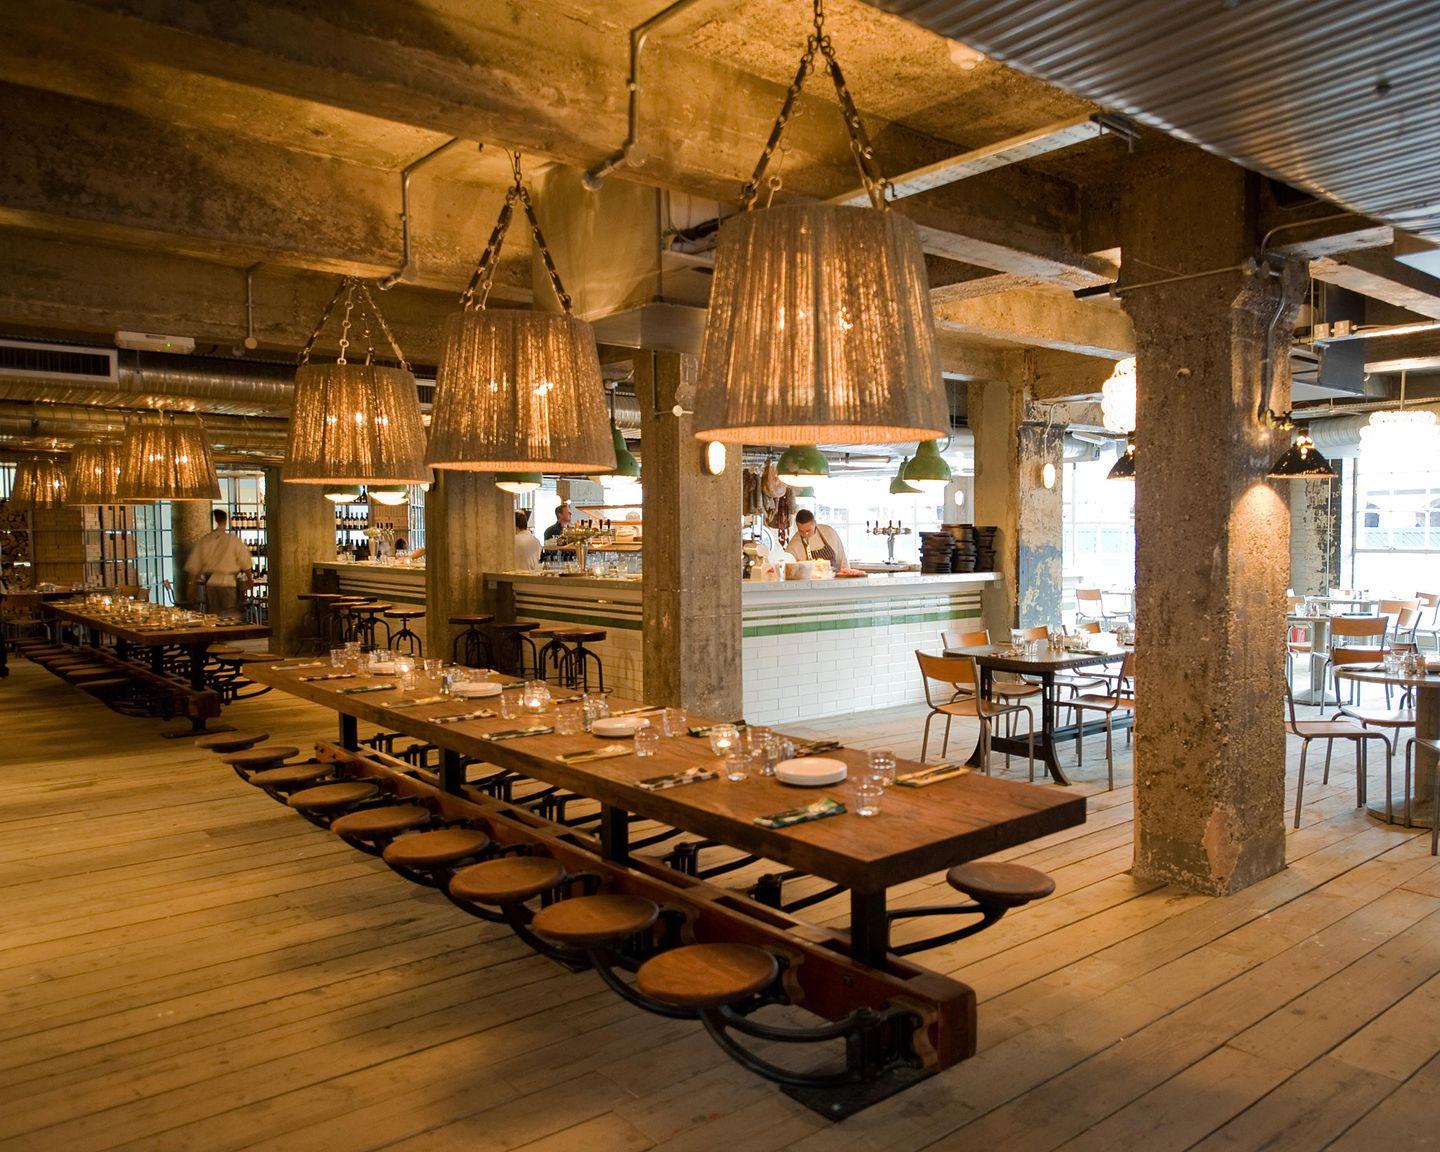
[867,0,1440,239]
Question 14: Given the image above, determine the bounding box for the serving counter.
[486,570,997,725]
[313,559,426,606]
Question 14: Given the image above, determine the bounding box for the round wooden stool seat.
[330,804,431,840]
[493,621,538,633]
[382,827,490,868]
[449,855,564,904]
[248,762,333,789]
[222,745,301,771]
[634,944,778,1009]
[287,780,379,813]
[82,678,131,693]
[946,861,1055,908]
[384,607,424,620]
[195,731,269,752]
[545,626,607,642]
[449,613,494,626]
[531,894,659,948]
[299,592,343,601]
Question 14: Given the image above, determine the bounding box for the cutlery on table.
[430,709,497,724]
[560,744,631,764]
[637,766,718,790]
[337,683,397,695]
[487,726,554,741]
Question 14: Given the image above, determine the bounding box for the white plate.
[367,662,398,674]
[775,757,849,787]
[451,681,503,698]
[591,716,647,738]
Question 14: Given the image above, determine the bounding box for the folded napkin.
[560,744,631,764]
[895,763,970,788]
[299,672,359,682]
[608,705,662,718]
[272,661,324,670]
[337,683,396,695]
[790,738,842,757]
[754,796,846,829]
[386,695,447,709]
[688,721,747,738]
[431,708,496,724]
[487,726,554,741]
[638,766,719,791]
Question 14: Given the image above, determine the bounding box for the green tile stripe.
[516,608,643,631]
[743,605,981,638]
[744,592,982,629]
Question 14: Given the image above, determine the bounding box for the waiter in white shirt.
[785,509,848,570]
[514,510,542,570]
[183,509,253,616]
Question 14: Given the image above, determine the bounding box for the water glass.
[709,723,740,758]
[634,722,661,758]
[329,647,348,669]
[499,686,521,720]
[1384,651,1402,675]
[855,780,884,817]
[422,657,443,679]
[661,706,688,738]
[867,749,897,787]
[555,700,585,736]
[724,751,750,782]
[582,693,609,730]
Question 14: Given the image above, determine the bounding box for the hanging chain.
[358,300,376,366]
[356,281,410,371]
[741,0,890,212]
[335,281,355,365]
[297,278,350,365]
[300,276,411,369]
[459,151,573,314]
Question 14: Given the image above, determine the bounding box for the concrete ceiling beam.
[934,332,1008,381]
[34,0,1101,290]
[1310,247,1440,320]
[933,287,1133,358]
[0,82,530,299]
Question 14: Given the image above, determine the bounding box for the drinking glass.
[724,750,750,782]
[661,706,688,738]
[634,722,660,758]
[582,692,609,730]
[709,723,740,758]
[422,657,443,679]
[555,700,585,736]
[867,749,897,787]
[499,686,521,720]
[855,780,884,817]
[1384,651,1402,675]
[330,647,348,669]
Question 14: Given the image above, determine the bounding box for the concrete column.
[1017,420,1064,629]
[264,469,336,656]
[1122,145,1305,895]
[170,501,212,607]
[1288,475,1342,595]
[424,471,512,661]
[639,351,743,715]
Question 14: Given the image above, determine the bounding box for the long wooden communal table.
[945,641,1131,786]
[249,663,1084,969]
[43,602,270,691]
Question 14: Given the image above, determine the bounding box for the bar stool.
[350,602,393,650]
[330,803,433,855]
[286,779,382,827]
[297,593,343,653]
[384,607,425,656]
[332,597,372,644]
[446,854,566,923]
[886,861,1056,956]
[449,613,494,667]
[248,761,335,801]
[381,826,491,886]
[534,627,606,691]
[492,621,540,678]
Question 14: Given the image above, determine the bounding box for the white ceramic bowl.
[591,716,647,738]
[451,681,503,698]
[775,757,849,787]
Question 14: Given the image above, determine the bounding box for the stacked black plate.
[972,525,998,572]
[919,531,956,574]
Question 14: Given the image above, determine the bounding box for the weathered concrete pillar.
[1017,419,1064,629]
[1122,145,1305,895]
[424,471,512,660]
[1288,475,1342,595]
[639,351,742,715]
[170,501,212,606]
[264,468,335,656]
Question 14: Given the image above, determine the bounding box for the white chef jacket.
[184,529,252,587]
[785,523,848,570]
[514,530,542,570]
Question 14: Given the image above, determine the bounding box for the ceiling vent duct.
[0,339,117,385]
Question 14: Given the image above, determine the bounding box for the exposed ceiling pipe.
[0,403,288,445]
[377,137,464,291]
[0,351,297,415]
[583,0,708,190]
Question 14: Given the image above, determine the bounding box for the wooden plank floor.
[4,658,1440,1151]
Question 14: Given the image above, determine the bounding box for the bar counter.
[313,559,426,606]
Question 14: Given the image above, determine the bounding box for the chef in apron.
[785,509,848,570]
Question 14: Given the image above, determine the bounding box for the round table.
[1335,664,1440,827]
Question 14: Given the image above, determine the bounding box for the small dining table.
[1287,613,1387,706]
[943,642,1129,786]
[1336,662,1440,828]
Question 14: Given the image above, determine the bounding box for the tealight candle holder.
[522,679,552,714]
[708,723,740,758]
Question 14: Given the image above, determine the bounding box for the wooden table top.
[248,663,1085,893]
[945,641,1126,674]
[1336,664,1440,689]
[43,602,271,647]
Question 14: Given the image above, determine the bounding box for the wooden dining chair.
[915,651,1034,777]
[1379,599,1422,646]
[1075,588,1108,627]
[1056,651,1135,790]
[1327,649,1409,812]
[941,627,1042,717]
[1415,592,1440,653]
[1319,617,1387,705]
[1404,737,1440,848]
[1287,679,1392,826]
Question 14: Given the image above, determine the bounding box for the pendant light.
[1101,357,1137,435]
[606,423,641,485]
[11,457,68,508]
[65,442,125,505]
[368,485,410,506]
[495,472,542,495]
[284,277,429,488]
[1266,413,1336,481]
[1107,435,1136,481]
[1359,370,1440,467]
[117,417,220,502]
[428,152,614,474]
[890,457,920,495]
[692,0,947,447]
[776,444,829,487]
[324,484,363,504]
[902,439,952,493]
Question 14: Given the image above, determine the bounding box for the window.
[1346,455,1440,594]
[1062,455,1135,611]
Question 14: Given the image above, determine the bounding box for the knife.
[559,744,631,764]
[431,708,497,724]
[337,683,397,695]
[487,726,554,741]
[299,673,359,682]
[387,695,447,709]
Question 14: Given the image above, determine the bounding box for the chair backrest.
[1076,588,1102,605]
[1286,595,1306,612]
[1328,616,1387,642]
[916,651,979,706]
[1418,592,1440,608]
[940,628,990,650]
[1117,650,1136,688]
[1014,625,1049,642]
[1331,645,1380,667]
[1077,620,1102,634]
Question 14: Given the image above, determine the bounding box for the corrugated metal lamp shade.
[66,442,126,505]
[284,363,429,485]
[427,310,615,473]
[117,422,220,502]
[11,457,68,507]
[693,203,949,446]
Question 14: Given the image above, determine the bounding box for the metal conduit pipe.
[0,353,297,415]
[0,404,289,445]
[378,137,463,290]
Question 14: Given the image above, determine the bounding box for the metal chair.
[1056,651,1135,791]
[1287,680,1392,826]
[915,651,1035,777]
[1319,617,1387,705]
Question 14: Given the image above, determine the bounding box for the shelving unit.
[218,473,268,623]
[81,505,139,588]
[333,497,372,556]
